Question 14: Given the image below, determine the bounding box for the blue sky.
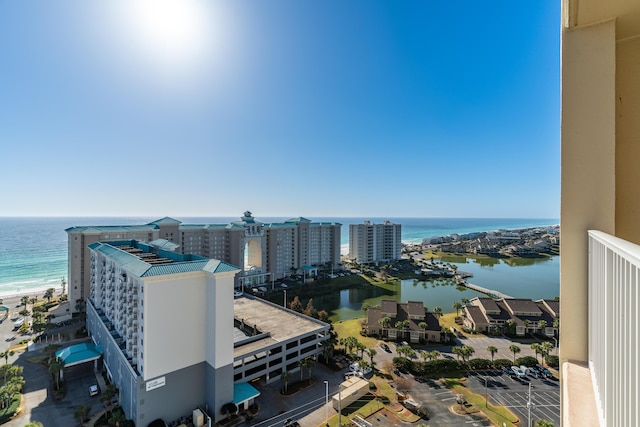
[0,1,560,218]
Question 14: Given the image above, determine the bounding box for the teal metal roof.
[285,217,311,223]
[147,217,182,225]
[55,343,103,366]
[66,224,158,233]
[89,240,240,278]
[233,382,260,404]
[148,239,180,251]
[0,306,8,311]
[263,223,296,229]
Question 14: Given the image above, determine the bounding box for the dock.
[461,281,513,299]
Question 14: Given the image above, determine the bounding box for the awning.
[55,342,103,367]
[233,382,260,405]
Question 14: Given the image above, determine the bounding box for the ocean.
[0,216,558,297]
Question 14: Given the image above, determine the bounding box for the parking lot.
[466,369,560,427]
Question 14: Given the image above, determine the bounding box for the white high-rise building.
[86,239,241,425]
[349,220,401,264]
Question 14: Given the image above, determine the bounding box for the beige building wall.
[561,0,640,424]
[561,0,640,366]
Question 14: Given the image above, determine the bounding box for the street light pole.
[324,380,329,426]
[283,289,287,308]
[338,384,342,427]
[527,383,533,427]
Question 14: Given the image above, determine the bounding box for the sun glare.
[121,0,212,71]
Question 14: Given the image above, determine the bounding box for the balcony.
[569,231,640,426]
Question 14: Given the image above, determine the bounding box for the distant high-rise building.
[349,220,401,264]
[66,212,341,313]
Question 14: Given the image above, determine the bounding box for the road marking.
[441,397,456,401]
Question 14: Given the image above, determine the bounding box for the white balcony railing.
[588,231,640,427]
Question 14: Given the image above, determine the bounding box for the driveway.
[6,340,102,427]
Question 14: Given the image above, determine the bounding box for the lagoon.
[279,255,559,322]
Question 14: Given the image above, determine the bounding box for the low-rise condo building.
[366,300,441,343]
[462,297,558,337]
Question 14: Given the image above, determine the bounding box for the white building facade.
[349,220,402,264]
[67,212,341,313]
[86,240,240,425]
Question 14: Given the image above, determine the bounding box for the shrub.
[515,356,538,367]
[492,358,513,368]
[545,355,559,369]
[393,357,414,372]
[468,358,493,370]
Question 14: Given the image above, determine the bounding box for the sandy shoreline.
[0,286,64,307]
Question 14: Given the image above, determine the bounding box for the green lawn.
[332,318,379,349]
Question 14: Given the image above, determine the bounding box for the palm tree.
[509,344,521,363]
[461,298,470,305]
[48,357,65,390]
[321,339,335,363]
[428,350,440,361]
[298,359,308,381]
[355,341,367,359]
[433,306,443,318]
[44,288,56,303]
[541,341,554,365]
[378,316,391,337]
[365,348,377,368]
[281,371,291,393]
[460,345,475,362]
[537,319,548,334]
[101,384,118,413]
[305,358,316,379]
[487,345,498,362]
[453,301,462,316]
[20,296,29,307]
[531,343,542,364]
[0,350,14,365]
[420,350,429,363]
[108,409,126,427]
[357,359,370,374]
[74,404,90,427]
[418,322,428,342]
[452,346,462,361]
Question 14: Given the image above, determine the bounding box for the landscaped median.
[442,377,520,427]
[320,376,420,427]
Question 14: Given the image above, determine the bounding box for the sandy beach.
[0,286,64,309]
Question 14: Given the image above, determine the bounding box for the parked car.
[512,366,527,378]
[258,286,267,292]
[381,343,391,353]
[233,290,243,298]
[89,384,99,397]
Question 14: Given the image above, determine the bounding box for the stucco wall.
[560,19,616,364]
